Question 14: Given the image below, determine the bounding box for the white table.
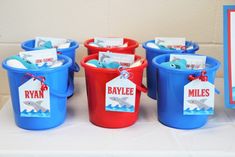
[0,78,235,157]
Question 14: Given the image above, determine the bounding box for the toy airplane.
[23,100,48,112]
[86,59,120,69]
[6,55,38,69]
[100,53,111,62]
[161,59,187,69]
[109,96,132,108]
[187,99,211,110]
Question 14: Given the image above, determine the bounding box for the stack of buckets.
[84,38,139,55]
[21,39,80,97]
[2,37,220,130]
[82,38,148,128]
[2,39,79,130]
[143,39,220,129]
[152,54,220,129]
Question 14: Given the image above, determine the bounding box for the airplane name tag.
[184,79,215,115]
[105,75,136,112]
[19,78,50,118]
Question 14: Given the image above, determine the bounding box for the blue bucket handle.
[65,76,74,97]
[72,62,80,72]
[50,76,74,98]
[46,77,73,98]
[57,52,80,72]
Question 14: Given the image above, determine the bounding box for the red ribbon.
[25,73,48,92]
[188,70,208,82]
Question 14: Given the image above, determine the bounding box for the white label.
[105,75,136,112]
[99,52,134,67]
[155,37,185,49]
[170,54,206,70]
[19,78,50,117]
[94,37,124,47]
[35,37,70,48]
[19,48,57,67]
[184,79,215,115]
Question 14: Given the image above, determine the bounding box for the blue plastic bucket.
[233,87,235,101]
[143,40,199,100]
[152,54,220,129]
[2,55,72,130]
[21,39,79,97]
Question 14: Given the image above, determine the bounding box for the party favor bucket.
[81,54,147,128]
[143,40,199,99]
[2,55,72,130]
[84,38,138,55]
[152,54,220,129]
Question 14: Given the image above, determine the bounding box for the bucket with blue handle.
[2,55,72,130]
[21,39,79,97]
[152,54,220,129]
[143,40,199,100]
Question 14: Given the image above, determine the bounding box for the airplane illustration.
[109,97,132,108]
[21,54,32,59]
[100,53,111,62]
[187,99,211,110]
[23,100,48,112]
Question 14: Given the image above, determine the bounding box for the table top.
[0,78,235,157]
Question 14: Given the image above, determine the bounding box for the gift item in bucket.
[84,37,139,55]
[143,37,199,100]
[81,52,147,128]
[21,37,79,97]
[152,54,220,129]
[2,49,72,130]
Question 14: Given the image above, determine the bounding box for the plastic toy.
[129,59,145,68]
[6,55,38,69]
[38,41,53,49]
[161,59,187,69]
[49,60,64,68]
[86,59,103,68]
[102,61,120,69]
[86,59,120,69]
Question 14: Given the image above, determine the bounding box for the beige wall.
[0,0,234,94]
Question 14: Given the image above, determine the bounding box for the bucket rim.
[80,53,147,73]
[21,39,79,51]
[152,54,220,74]
[142,40,199,53]
[2,54,72,73]
[84,38,139,51]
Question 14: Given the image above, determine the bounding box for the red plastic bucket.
[81,54,147,128]
[84,38,139,55]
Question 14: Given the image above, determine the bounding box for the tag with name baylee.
[184,79,215,115]
[105,75,136,112]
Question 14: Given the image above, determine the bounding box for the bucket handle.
[50,76,73,98]
[57,52,80,73]
[136,83,148,93]
[72,62,80,72]
[118,67,147,93]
